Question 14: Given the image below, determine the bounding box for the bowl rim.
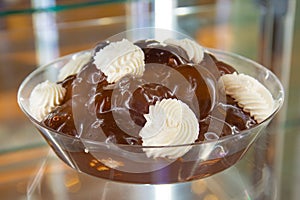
[17,48,285,149]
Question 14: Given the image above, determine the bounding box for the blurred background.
[0,0,299,199]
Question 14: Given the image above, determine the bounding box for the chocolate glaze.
[135,39,189,67]
[44,39,257,144]
[205,53,237,75]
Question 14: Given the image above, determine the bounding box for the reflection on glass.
[31,0,59,66]
[154,0,177,30]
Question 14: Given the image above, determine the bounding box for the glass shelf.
[0,144,275,200]
[0,0,127,17]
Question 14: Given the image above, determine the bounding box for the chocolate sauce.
[66,148,246,184]
[129,83,176,126]
[41,39,257,183]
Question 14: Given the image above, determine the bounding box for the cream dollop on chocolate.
[220,72,274,123]
[93,39,145,83]
[29,80,66,121]
[58,52,91,81]
[164,38,204,63]
[139,98,199,159]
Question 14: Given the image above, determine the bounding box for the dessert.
[22,33,280,184]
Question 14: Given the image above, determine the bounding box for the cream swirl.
[29,80,66,121]
[164,38,204,63]
[93,39,145,83]
[139,98,199,159]
[219,72,274,123]
[58,52,91,81]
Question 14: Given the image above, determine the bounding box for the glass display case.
[0,0,298,199]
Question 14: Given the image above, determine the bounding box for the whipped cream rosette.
[29,80,66,121]
[220,72,275,123]
[164,38,205,63]
[58,52,91,81]
[139,98,199,159]
[93,39,145,83]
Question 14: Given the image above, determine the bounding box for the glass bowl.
[17,29,284,184]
